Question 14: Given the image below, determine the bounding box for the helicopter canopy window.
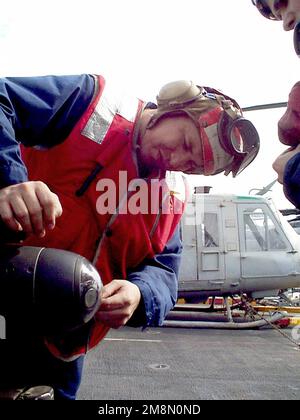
[201,213,219,247]
[243,208,286,252]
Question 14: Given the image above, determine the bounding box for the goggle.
[218,111,260,177]
[199,107,260,178]
[251,0,281,20]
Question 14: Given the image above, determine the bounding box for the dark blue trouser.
[0,336,84,400]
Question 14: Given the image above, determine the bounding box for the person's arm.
[0,74,95,186]
[272,144,300,208]
[96,226,182,328]
[127,226,182,327]
[128,226,182,327]
[0,74,95,235]
[282,152,300,208]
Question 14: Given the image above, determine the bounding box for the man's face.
[278,82,300,145]
[268,0,300,30]
[139,115,204,174]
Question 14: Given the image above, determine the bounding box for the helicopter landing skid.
[163,311,286,329]
[163,295,287,330]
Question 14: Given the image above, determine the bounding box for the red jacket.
[21,75,187,359]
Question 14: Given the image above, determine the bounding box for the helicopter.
[164,185,300,329]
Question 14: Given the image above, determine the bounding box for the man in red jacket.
[0,75,259,398]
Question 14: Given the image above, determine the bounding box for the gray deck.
[77,326,300,400]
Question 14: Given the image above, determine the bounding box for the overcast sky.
[1,0,299,208]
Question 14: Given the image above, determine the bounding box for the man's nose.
[169,153,186,169]
[283,12,297,31]
[170,154,181,166]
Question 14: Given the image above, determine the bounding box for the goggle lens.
[219,114,260,177]
[230,126,243,154]
[233,147,259,177]
[252,0,278,20]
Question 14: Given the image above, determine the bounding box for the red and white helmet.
[147,80,260,177]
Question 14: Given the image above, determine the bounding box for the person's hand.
[0,181,62,238]
[273,144,300,184]
[95,280,141,329]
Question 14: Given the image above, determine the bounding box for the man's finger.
[98,296,124,311]
[0,202,22,232]
[101,280,123,299]
[22,189,45,237]
[36,184,62,229]
[9,195,33,234]
[96,308,129,328]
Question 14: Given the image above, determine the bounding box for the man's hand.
[273,144,300,184]
[96,280,141,329]
[0,181,62,238]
